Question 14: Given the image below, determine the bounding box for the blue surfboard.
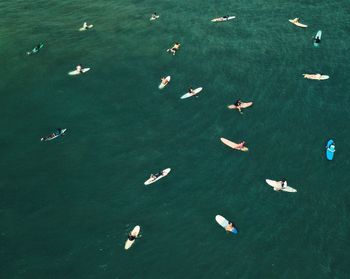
[326,139,335,160]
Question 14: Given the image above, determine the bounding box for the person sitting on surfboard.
[188,87,194,94]
[236,141,246,150]
[314,36,321,44]
[150,12,159,20]
[291,18,300,24]
[161,77,169,86]
[274,179,287,191]
[128,233,136,241]
[167,43,181,55]
[150,171,164,180]
[33,44,42,53]
[225,222,237,233]
[76,64,84,74]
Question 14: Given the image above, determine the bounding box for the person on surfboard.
[76,64,84,74]
[150,171,164,180]
[150,12,159,20]
[81,22,93,30]
[225,222,238,233]
[236,141,246,150]
[314,36,321,44]
[161,77,169,86]
[275,179,287,191]
[188,87,194,94]
[167,42,180,55]
[234,99,243,112]
[127,233,136,241]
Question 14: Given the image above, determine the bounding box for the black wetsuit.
[234,100,241,107]
[128,234,136,241]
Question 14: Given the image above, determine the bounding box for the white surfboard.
[180,87,203,99]
[68,68,90,75]
[265,179,297,192]
[144,168,171,185]
[303,74,329,80]
[211,16,236,22]
[124,225,140,250]
[159,76,171,89]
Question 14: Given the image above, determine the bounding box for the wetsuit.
[128,234,136,241]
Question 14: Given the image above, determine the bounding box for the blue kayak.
[326,139,335,160]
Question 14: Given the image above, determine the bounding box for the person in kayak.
[167,42,181,55]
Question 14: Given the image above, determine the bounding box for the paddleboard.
[180,87,203,99]
[326,139,335,161]
[144,168,171,185]
[79,24,93,31]
[41,128,67,141]
[159,76,171,89]
[313,30,322,47]
[124,225,140,250]
[228,101,253,110]
[220,137,248,152]
[289,18,307,28]
[211,16,236,22]
[215,215,238,234]
[265,179,297,192]
[303,74,329,80]
[68,68,90,75]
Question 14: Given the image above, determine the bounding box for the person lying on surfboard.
[167,42,181,55]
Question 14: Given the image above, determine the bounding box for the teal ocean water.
[1,0,350,278]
